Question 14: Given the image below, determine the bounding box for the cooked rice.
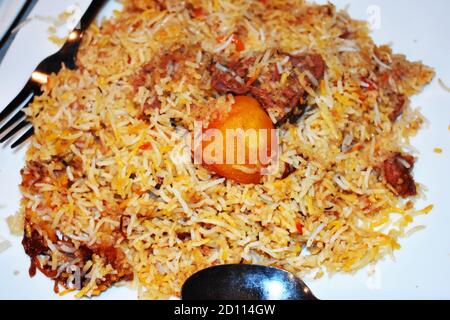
[438,78,450,92]
[17,0,435,299]
[0,236,12,254]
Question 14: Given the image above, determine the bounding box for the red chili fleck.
[192,7,205,18]
[216,34,245,52]
[295,221,303,235]
[232,34,245,52]
[139,142,152,150]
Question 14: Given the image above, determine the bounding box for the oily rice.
[17,0,434,299]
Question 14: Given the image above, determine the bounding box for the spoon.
[181,264,318,300]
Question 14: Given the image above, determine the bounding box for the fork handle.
[56,0,107,69]
[76,0,108,32]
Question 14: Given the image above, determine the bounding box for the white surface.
[0,0,449,300]
[0,0,26,41]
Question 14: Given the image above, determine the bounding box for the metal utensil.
[0,0,106,148]
[0,0,36,57]
[181,264,318,300]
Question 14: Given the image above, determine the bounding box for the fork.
[0,0,106,148]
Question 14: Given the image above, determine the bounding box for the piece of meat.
[289,53,326,81]
[383,153,417,197]
[76,245,94,263]
[210,58,255,95]
[248,87,277,109]
[176,232,191,240]
[271,64,281,81]
[132,46,208,118]
[185,3,205,18]
[22,227,50,277]
[22,229,48,261]
[210,63,250,95]
[119,215,130,239]
[230,57,255,78]
[73,243,133,292]
[250,84,305,122]
[23,217,133,294]
[21,161,46,190]
[210,52,325,124]
[280,163,296,179]
[251,53,325,123]
[389,93,407,122]
[339,29,353,39]
[91,244,127,270]
[132,49,184,90]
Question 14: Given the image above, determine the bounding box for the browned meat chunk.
[134,48,326,125]
[210,52,326,124]
[251,53,325,123]
[132,46,211,118]
[383,153,417,197]
[132,48,186,90]
[22,229,48,262]
[290,53,326,81]
[210,57,255,95]
[21,161,46,190]
[210,63,250,95]
[22,227,51,277]
[23,217,133,293]
[389,93,407,122]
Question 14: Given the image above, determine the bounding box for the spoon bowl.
[181,264,317,300]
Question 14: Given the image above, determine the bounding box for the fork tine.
[11,127,34,149]
[0,119,29,143]
[0,109,26,136]
[0,82,35,122]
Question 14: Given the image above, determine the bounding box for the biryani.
[16,0,434,299]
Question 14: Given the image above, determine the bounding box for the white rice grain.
[306,223,326,248]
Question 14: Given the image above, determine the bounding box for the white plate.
[0,0,449,300]
[0,0,26,41]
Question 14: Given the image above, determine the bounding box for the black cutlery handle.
[77,0,107,32]
[0,0,36,62]
[58,0,107,67]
